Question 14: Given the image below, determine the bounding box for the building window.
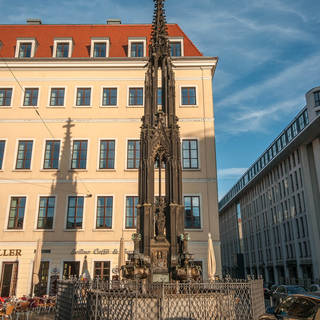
[18,43,32,58]
[127,140,140,169]
[93,43,106,57]
[76,88,91,106]
[129,88,143,106]
[56,43,69,58]
[0,88,13,106]
[182,139,199,169]
[0,141,5,169]
[102,88,117,106]
[314,91,320,106]
[63,261,80,278]
[125,196,138,229]
[96,196,113,229]
[292,122,298,137]
[170,42,182,57]
[43,140,60,169]
[184,196,201,229]
[16,140,33,169]
[7,197,26,229]
[37,196,55,229]
[130,42,144,57]
[287,127,293,142]
[181,87,196,105]
[71,140,87,169]
[94,261,110,281]
[50,88,65,106]
[66,196,84,229]
[23,88,39,106]
[99,140,115,169]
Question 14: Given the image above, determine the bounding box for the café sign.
[70,248,132,255]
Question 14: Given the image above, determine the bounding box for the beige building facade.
[0,21,221,297]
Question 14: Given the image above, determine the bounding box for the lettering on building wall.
[0,249,22,256]
[70,248,132,255]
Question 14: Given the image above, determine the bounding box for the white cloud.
[218,167,247,178]
[218,53,320,109]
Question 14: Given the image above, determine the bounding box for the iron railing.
[55,277,265,320]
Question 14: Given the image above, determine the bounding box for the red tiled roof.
[0,24,202,58]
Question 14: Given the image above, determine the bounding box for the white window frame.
[127,86,144,108]
[0,86,14,108]
[70,138,89,170]
[15,38,37,58]
[74,86,93,108]
[93,194,115,231]
[97,138,117,171]
[41,139,62,170]
[90,37,110,58]
[100,86,119,108]
[47,86,67,108]
[13,138,35,171]
[169,37,184,57]
[123,194,139,231]
[179,85,198,107]
[183,193,203,231]
[0,138,7,171]
[4,195,28,232]
[34,194,57,231]
[21,86,40,108]
[125,138,140,170]
[64,194,86,231]
[128,37,147,57]
[53,38,73,58]
[181,138,201,170]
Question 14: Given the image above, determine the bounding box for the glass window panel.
[170,42,181,57]
[23,88,38,106]
[0,88,13,106]
[19,43,32,58]
[182,139,199,169]
[102,88,117,106]
[184,196,201,229]
[0,141,5,169]
[130,42,144,57]
[94,43,106,57]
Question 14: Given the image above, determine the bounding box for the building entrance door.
[0,262,18,297]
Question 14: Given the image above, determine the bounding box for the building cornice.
[0,57,217,70]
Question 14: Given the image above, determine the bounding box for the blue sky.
[1,0,320,200]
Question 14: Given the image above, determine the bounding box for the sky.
[1,0,320,200]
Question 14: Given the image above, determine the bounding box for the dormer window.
[19,43,32,57]
[15,38,37,58]
[56,43,69,58]
[128,38,146,57]
[90,38,109,58]
[169,37,184,57]
[53,38,73,58]
[131,42,143,57]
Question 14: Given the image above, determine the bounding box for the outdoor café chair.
[0,304,15,319]
[15,302,30,320]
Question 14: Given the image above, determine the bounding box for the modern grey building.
[219,87,320,286]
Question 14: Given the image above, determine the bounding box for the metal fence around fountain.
[55,277,265,320]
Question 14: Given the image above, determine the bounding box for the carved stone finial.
[150,0,170,57]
